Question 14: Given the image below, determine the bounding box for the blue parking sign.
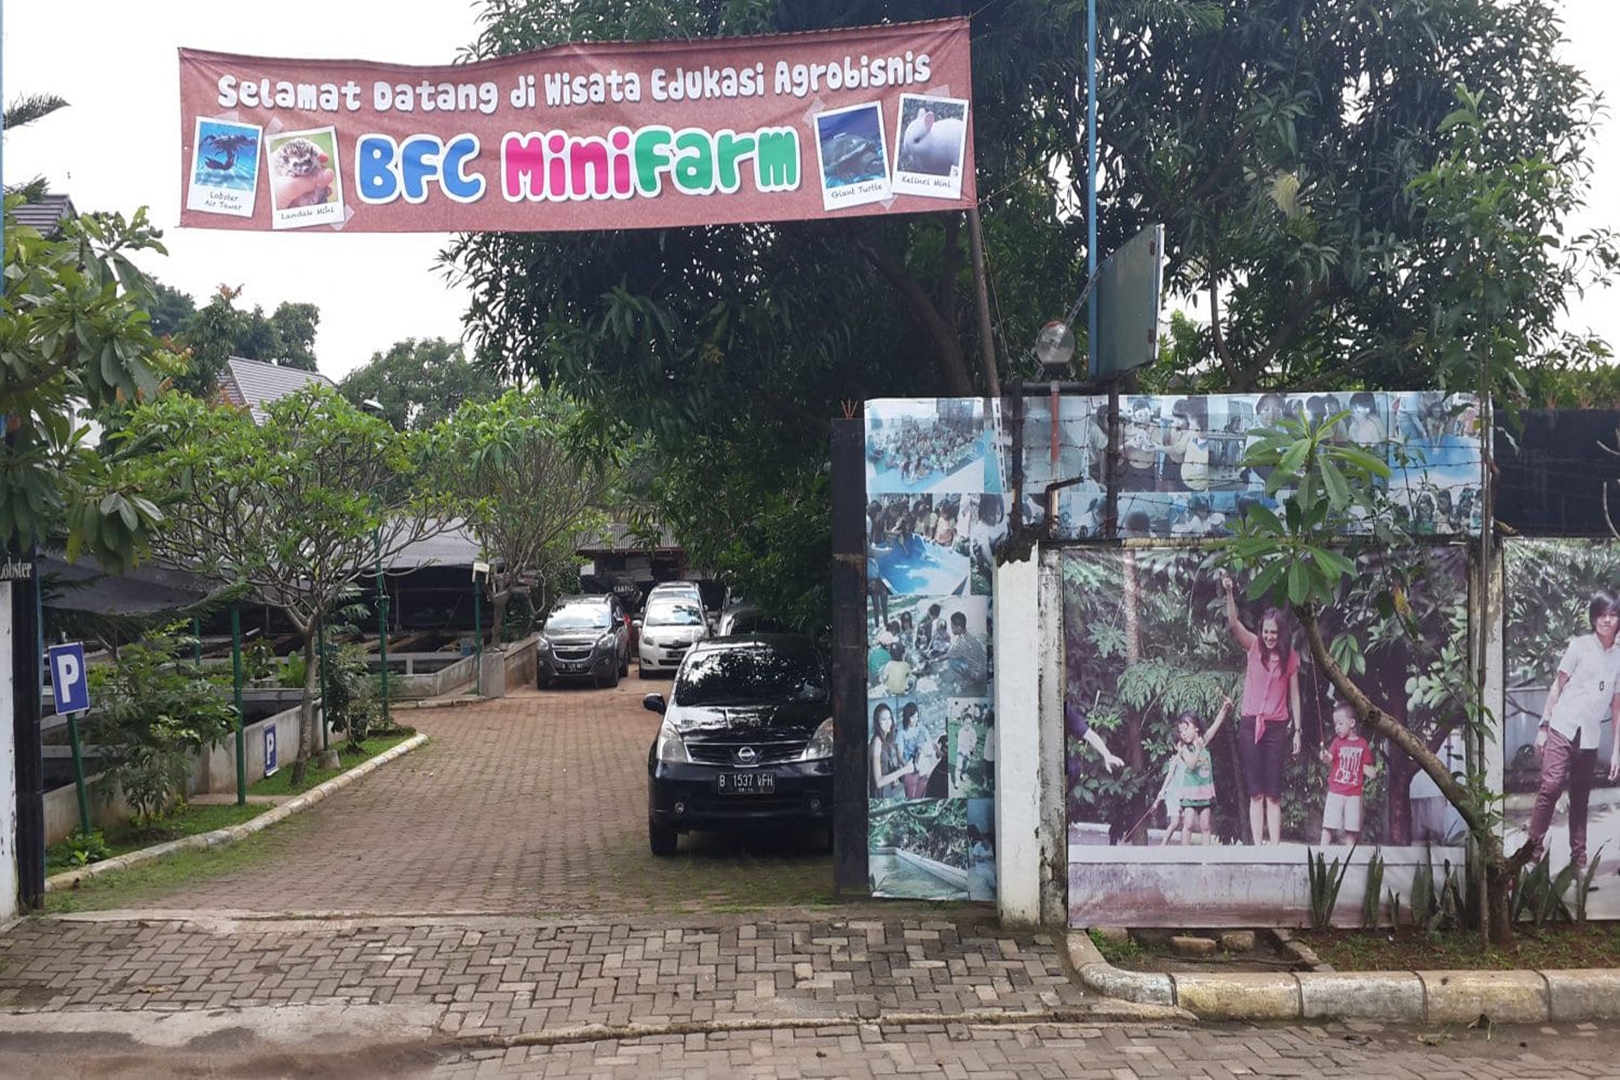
[264,725,279,776]
[47,643,89,714]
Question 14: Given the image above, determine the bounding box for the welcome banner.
[178,19,975,233]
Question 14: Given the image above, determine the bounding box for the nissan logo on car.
[736,746,758,764]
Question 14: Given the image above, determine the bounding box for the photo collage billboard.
[864,398,1000,899]
[1504,538,1620,918]
[1062,546,1470,926]
[1014,390,1483,541]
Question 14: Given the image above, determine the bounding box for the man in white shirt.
[1527,591,1620,868]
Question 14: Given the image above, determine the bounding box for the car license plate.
[718,772,775,795]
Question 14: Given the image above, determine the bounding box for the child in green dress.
[1170,695,1233,846]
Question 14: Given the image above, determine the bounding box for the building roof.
[39,552,222,616]
[576,522,680,554]
[386,519,484,570]
[11,194,75,236]
[218,356,336,425]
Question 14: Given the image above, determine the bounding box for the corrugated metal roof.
[10,193,75,235]
[219,356,336,425]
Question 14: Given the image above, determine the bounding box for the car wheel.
[605,664,620,689]
[649,820,678,857]
[620,650,629,677]
[638,663,651,680]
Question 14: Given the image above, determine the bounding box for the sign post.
[47,643,92,836]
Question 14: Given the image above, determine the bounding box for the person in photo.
[869,703,914,800]
[942,610,988,693]
[899,701,928,798]
[1168,696,1233,846]
[880,642,915,697]
[1526,590,1620,869]
[1065,699,1125,773]
[1221,572,1302,844]
[1319,700,1377,845]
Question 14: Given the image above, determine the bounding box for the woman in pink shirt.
[1221,573,1303,845]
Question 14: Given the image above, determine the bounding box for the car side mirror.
[643,693,666,715]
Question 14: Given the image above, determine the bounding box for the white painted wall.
[0,584,19,922]
[993,551,1042,925]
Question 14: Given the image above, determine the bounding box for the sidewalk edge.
[1066,929,1620,1023]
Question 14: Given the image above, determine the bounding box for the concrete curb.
[1066,930,1620,1023]
[45,734,429,893]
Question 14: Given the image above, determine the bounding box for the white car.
[637,597,710,677]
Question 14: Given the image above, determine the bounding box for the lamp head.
[1034,320,1076,377]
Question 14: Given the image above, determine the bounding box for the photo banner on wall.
[1062,545,1469,928]
[864,398,1001,901]
[178,19,975,233]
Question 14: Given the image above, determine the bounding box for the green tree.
[174,286,322,396]
[452,0,1605,621]
[112,386,452,782]
[86,624,238,824]
[0,198,173,571]
[338,338,500,431]
[1110,1,1608,395]
[145,281,198,343]
[1220,412,1524,945]
[426,388,618,641]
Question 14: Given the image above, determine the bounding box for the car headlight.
[598,632,619,652]
[655,719,691,763]
[800,717,835,761]
[537,635,552,652]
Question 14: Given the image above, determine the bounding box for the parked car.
[644,580,705,611]
[636,596,709,677]
[536,594,631,689]
[715,602,789,637]
[644,634,834,855]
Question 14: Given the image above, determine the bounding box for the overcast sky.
[3,2,1619,382]
[1,2,484,382]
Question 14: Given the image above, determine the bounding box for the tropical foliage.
[337,337,502,431]
[108,386,453,780]
[0,197,176,571]
[425,388,619,641]
[84,624,238,824]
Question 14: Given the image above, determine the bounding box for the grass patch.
[42,729,419,892]
[46,803,267,872]
[249,729,416,797]
[1304,923,1620,970]
[45,815,318,914]
[1088,930,1146,966]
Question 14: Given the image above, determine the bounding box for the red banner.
[178,19,974,234]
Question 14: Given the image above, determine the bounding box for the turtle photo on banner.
[1062,545,1468,927]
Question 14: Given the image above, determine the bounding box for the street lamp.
[360,399,391,729]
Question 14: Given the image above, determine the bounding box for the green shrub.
[85,625,238,824]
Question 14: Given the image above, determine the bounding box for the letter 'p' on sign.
[48,643,90,715]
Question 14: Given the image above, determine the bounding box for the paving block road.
[4,682,1620,1075]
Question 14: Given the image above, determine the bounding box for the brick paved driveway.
[81,681,838,916]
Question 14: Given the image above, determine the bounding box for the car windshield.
[545,605,612,632]
[675,646,826,706]
[645,601,704,627]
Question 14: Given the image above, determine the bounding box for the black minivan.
[644,634,834,855]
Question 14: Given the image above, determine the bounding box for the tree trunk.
[1122,551,1147,842]
[291,631,318,786]
[1296,604,1528,945]
[490,586,511,647]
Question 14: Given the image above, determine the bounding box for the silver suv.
[537,595,631,689]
